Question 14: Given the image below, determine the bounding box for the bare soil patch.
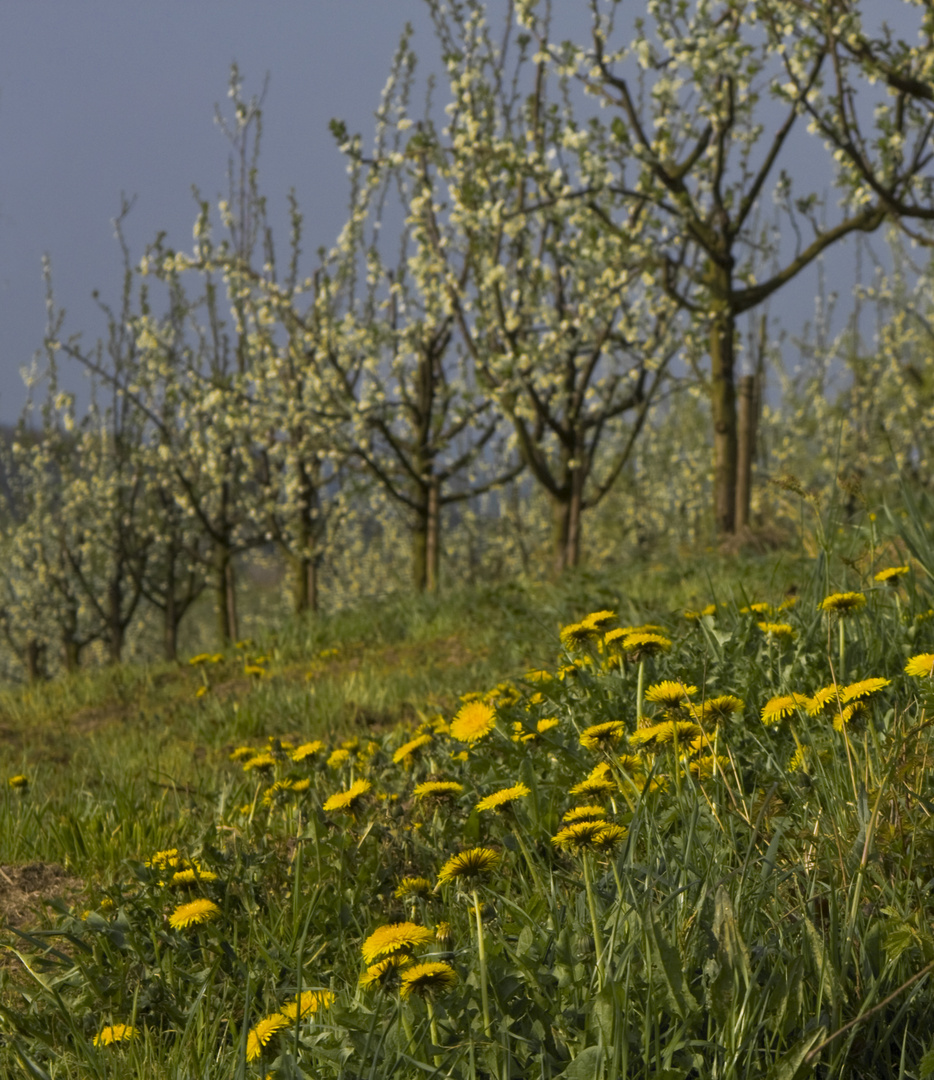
[0,862,82,929]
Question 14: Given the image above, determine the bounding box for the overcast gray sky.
[0,2,913,424]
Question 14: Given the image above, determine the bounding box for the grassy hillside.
[2,541,934,1078]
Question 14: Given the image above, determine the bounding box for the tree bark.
[164,562,178,661]
[551,482,583,577]
[710,309,738,535]
[107,576,124,664]
[736,373,758,532]
[425,478,440,593]
[25,639,42,683]
[214,544,238,644]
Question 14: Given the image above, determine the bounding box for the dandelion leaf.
[648,915,699,1020]
[557,1045,604,1079]
[763,1027,826,1080]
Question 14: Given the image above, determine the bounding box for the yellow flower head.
[524,668,553,684]
[93,1023,136,1047]
[537,717,559,733]
[170,866,218,886]
[760,693,810,725]
[689,754,731,780]
[361,922,435,966]
[359,953,412,989]
[569,762,618,798]
[8,774,29,790]
[168,898,221,930]
[875,566,909,584]
[695,695,745,724]
[905,653,934,678]
[475,783,531,813]
[629,720,703,750]
[394,876,433,899]
[437,847,501,885]
[560,621,600,652]
[242,752,277,772]
[399,961,458,999]
[322,778,372,815]
[740,602,772,615]
[392,733,433,766]
[819,592,866,616]
[841,677,890,702]
[562,804,608,823]
[279,990,334,1021]
[621,631,671,659]
[229,746,257,762]
[292,740,324,763]
[246,1013,288,1062]
[552,820,621,852]
[757,622,796,641]
[579,720,626,751]
[582,609,617,631]
[450,700,496,743]
[644,680,697,710]
[413,780,464,801]
[327,748,351,769]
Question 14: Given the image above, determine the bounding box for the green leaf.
[763,1028,825,1080]
[558,1045,605,1079]
[920,1046,934,1079]
[648,916,699,1019]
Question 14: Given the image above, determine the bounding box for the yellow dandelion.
[906,653,934,678]
[582,609,617,630]
[819,591,866,616]
[243,664,266,678]
[833,701,866,731]
[740,601,772,615]
[552,820,612,851]
[280,990,334,1021]
[788,745,810,773]
[569,762,618,797]
[93,1023,136,1047]
[758,622,796,641]
[695,695,745,724]
[188,653,211,666]
[629,720,702,750]
[684,604,717,621]
[229,746,257,762]
[327,748,351,768]
[168,898,221,930]
[591,823,628,852]
[195,685,208,699]
[359,953,413,989]
[413,780,464,800]
[562,804,608,823]
[242,752,277,772]
[475,783,531,813]
[170,866,219,886]
[875,566,909,584]
[146,848,180,870]
[361,922,435,966]
[560,621,600,652]
[537,717,559,733]
[322,778,371,815]
[434,920,452,943]
[760,693,810,725]
[621,631,671,659]
[394,876,433,899]
[579,720,626,751]
[450,700,496,743]
[246,1013,288,1062]
[8,774,29,790]
[291,740,324,763]
[644,680,697,709]
[392,733,433,766]
[437,847,501,885]
[400,961,458,999]
[689,754,731,779]
[841,677,890,702]
[524,668,553,684]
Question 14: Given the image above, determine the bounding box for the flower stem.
[636,659,645,725]
[582,855,605,989]
[426,997,442,1067]
[472,888,492,1038]
[838,618,846,683]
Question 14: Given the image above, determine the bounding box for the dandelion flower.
[833,701,866,731]
[758,622,796,641]
[292,740,324,763]
[188,653,211,666]
[168,898,221,930]
[524,668,553,684]
[644,680,697,710]
[400,961,458,999]
[475,783,530,813]
[579,720,626,751]
[361,922,435,965]
[93,1024,136,1046]
[841,677,890,702]
[229,746,257,762]
[563,804,608,823]
[689,754,731,779]
[875,566,909,584]
[171,866,218,885]
[322,778,371,815]
[684,604,717,621]
[760,693,810,724]
[591,823,628,852]
[905,653,934,678]
[413,780,464,801]
[695,695,745,724]
[819,592,866,616]
[537,717,559,733]
[327,748,351,769]
[629,720,702,749]
[246,1013,288,1061]
[359,953,412,989]
[740,602,772,615]
[394,876,433,899]
[569,762,618,797]
[807,685,843,715]
[450,700,496,743]
[434,920,452,943]
[621,631,671,659]
[147,848,180,870]
[552,820,613,851]
[582,609,617,630]
[8,774,29,790]
[280,990,334,1021]
[437,847,501,885]
[560,621,600,652]
[242,752,277,772]
[392,733,433,766]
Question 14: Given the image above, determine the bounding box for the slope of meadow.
[2,543,934,1079]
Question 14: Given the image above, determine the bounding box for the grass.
[3,537,934,1078]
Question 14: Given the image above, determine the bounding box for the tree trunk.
[290,553,319,615]
[107,576,124,664]
[214,544,238,645]
[552,490,583,576]
[25,639,42,683]
[736,373,758,532]
[425,479,440,593]
[710,309,738,535]
[164,560,178,661]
